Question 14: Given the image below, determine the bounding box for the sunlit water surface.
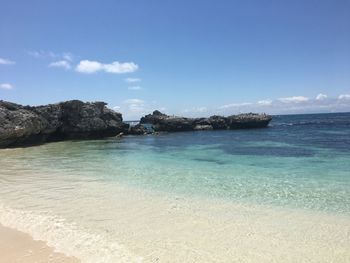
[0,113,350,262]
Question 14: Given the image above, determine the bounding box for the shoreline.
[0,224,79,263]
[1,184,350,263]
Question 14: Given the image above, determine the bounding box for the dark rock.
[227,113,272,129]
[0,101,48,147]
[0,100,126,148]
[0,101,273,148]
[127,124,149,135]
[140,111,194,132]
[208,115,229,130]
[140,111,272,133]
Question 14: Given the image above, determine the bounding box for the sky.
[0,0,349,120]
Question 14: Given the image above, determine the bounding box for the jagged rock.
[140,111,194,132]
[227,113,272,129]
[0,101,273,148]
[208,115,229,130]
[0,101,48,147]
[0,100,126,148]
[127,124,149,135]
[140,111,272,132]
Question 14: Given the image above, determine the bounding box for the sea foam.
[0,203,142,263]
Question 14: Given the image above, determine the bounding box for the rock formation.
[0,101,272,148]
[140,111,272,132]
[0,100,128,148]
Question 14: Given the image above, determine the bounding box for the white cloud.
[257,99,272,106]
[123,99,146,114]
[76,60,138,74]
[28,50,71,60]
[278,96,309,103]
[76,60,102,73]
[128,86,142,90]
[0,83,13,90]
[0,58,15,65]
[219,102,252,109]
[104,61,138,73]
[49,60,71,70]
[125,78,141,83]
[338,94,350,100]
[316,93,328,101]
[123,98,144,105]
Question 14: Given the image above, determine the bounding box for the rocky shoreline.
[140,110,272,132]
[0,100,272,148]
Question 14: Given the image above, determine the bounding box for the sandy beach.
[0,224,78,263]
[1,182,350,262]
[1,134,350,262]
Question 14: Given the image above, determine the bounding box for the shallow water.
[0,113,349,262]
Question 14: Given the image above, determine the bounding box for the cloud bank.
[338,94,350,100]
[112,93,350,120]
[278,96,309,103]
[217,94,350,116]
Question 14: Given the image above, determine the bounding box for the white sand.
[0,224,79,263]
[0,172,349,262]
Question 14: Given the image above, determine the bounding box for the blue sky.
[1,0,349,119]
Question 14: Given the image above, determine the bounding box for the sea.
[0,112,349,262]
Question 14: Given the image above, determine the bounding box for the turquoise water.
[1,112,349,214]
[1,113,350,262]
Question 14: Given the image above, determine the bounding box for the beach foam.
[0,203,141,263]
[1,187,350,262]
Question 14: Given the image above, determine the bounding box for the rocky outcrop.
[0,100,273,148]
[0,100,128,148]
[140,111,272,132]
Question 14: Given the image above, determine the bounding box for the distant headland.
[0,100,272,148]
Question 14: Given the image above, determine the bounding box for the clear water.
[3,113,349,213]
[0,112,349,262]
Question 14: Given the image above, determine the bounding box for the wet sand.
[0,224,79,263]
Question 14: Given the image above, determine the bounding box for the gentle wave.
[0,203,142,263]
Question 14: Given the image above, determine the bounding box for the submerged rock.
[140,110,272,132]
[0,100,127,148]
